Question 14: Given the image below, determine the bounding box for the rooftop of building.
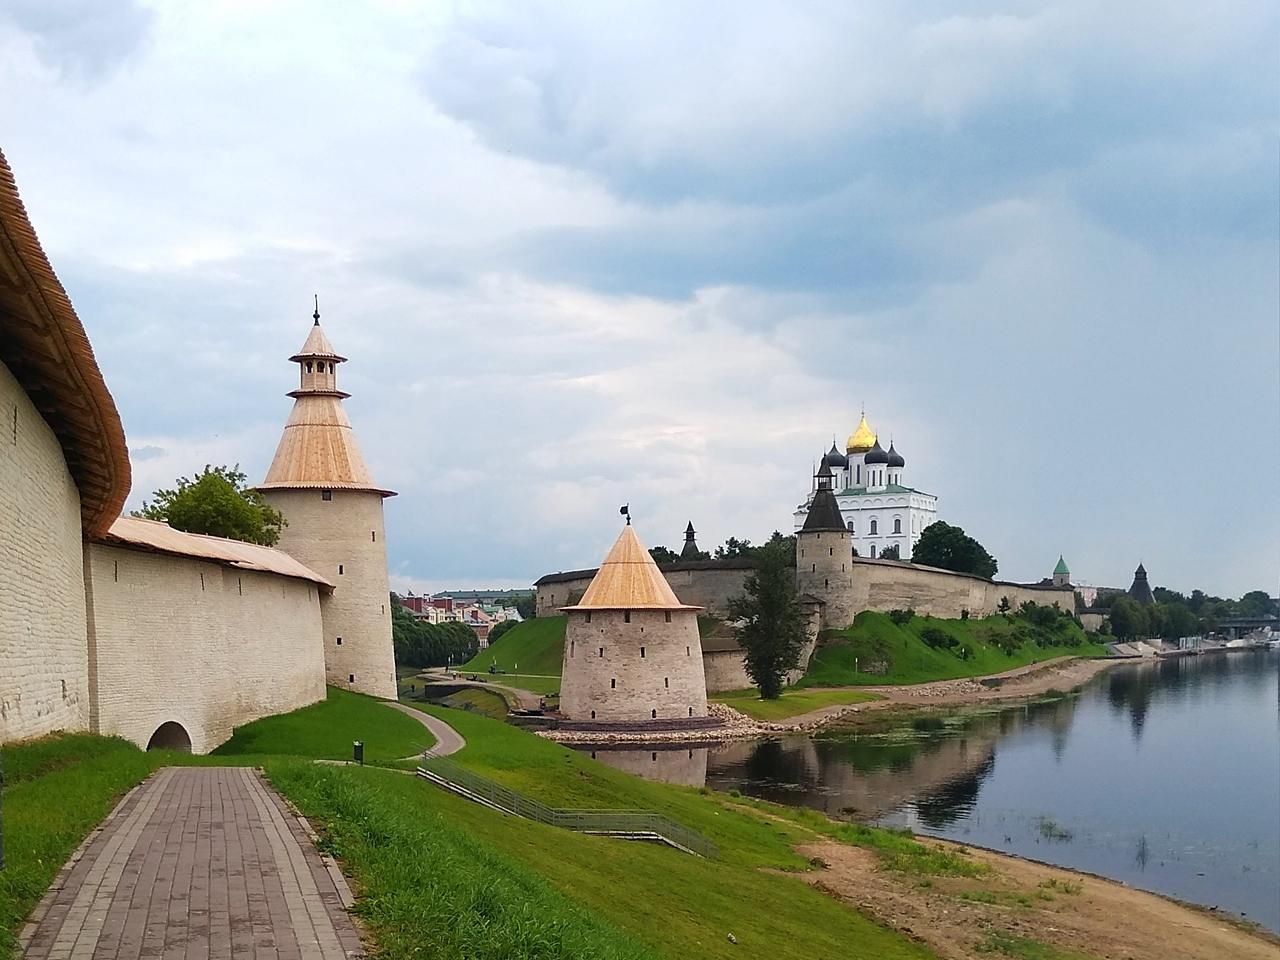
[562,523,701,611]
[102,516,333,587]
[0,148,130,537]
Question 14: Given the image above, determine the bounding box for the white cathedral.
[793,411,939,560]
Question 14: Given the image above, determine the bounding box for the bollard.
[353,741,364,766]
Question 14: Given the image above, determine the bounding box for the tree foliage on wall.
[390,594,479,667]
[134,464,286,546]
[714,531,797,566]
[648,545,681,565]
[726,539,808,699]
[911,521,998,579]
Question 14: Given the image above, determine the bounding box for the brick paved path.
[21,768,363,959]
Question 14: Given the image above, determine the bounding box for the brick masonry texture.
[86,543,328,754]
[0,359,88,743]
[263,487,397,700]
[20,767,362,960]
[561,609,709,723]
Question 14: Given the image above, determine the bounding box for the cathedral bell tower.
[796,460,857,630]
[256,301,397,699]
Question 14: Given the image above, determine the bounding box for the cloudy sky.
[3,1,1276,598]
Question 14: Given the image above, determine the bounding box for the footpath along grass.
[711,687,881,721]
[212,686,432,762]
[800,611,1107,687]
[280,703,935,960]
[0,736,165,958]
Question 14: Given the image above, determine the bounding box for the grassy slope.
[0,688,953,960]
[462,616,567,675]
[710,687,881,721]
[212,687,433,762]
[800,611,1108,687]
[328,702,936,960]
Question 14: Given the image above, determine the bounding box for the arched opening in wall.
[147,721,192,753]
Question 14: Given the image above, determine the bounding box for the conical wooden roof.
[565,524,700,611]
[289,321,346,361]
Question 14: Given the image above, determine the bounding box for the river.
[578,650,1280,931]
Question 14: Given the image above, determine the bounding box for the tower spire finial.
[313,294,320,325]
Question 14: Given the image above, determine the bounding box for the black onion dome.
[864,438,889,464]
[823,442,848,468]
[886,443,905,468]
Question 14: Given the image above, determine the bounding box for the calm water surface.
[582,651,1280,931]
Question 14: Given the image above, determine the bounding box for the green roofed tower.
[1053,555,1070,587]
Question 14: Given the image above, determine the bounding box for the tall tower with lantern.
[256,302,397,699]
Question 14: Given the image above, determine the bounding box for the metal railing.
[417,757,718,859]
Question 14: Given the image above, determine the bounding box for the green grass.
[832,823,989,878]
[284,705,935,960]
[265,761,658,960]
[462,616,567,675]
[436,688,510,719]
[710,687,881,721]
[800,611,1107,687]
[212,687,433,762]
[0,736,161,957]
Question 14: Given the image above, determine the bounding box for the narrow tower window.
[651,709,657,719]
[585,611,592,623]
[665,611,672,623]
[870,519,878,535]
[338,564,344,575]
[640,647,646,658]
[348,674,355,683]
[336,637,342,645]
[610,678,616,689]
[371,531,376,542]
[321,489,332,501]
[664,677,669,688]
[624,610,631,623]
[599,646,604,657]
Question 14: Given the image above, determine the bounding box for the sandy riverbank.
[802,833,1280,960]
[541,655,1129,744]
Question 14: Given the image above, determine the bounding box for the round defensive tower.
[560,519,710,726]
[796,459,858,630]
[256,303,398,700]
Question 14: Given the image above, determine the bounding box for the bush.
[959,608,970,621]
[920,627,955,650]
[888,608,915,626]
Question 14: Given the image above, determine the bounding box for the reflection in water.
[587,744,708,786]
[575,650,1280,933]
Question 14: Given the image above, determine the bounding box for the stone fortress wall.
[0,359,90,743]
[85,544,328,754]
[539,554,1076,694]
[538,558,1074,626]
[561,609,709,723]
[264,488,397,700]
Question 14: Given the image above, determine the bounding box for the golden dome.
[846,413,877,454]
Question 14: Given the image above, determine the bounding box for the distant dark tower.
[680,521,701,560]
[796,460,856,628]
[1127,563,1154,606]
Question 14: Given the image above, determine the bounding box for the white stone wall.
[0,358,89,743]
[263,488,397,700]
[561,609,708,723]
[848,559,1075,623]
[538,566,752,618]
[702,650,752,692]
[85,543,327,754]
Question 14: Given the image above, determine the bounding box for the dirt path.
[800,837,1280,960]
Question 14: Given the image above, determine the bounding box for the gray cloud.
[0,1,1274,598]
[0,0,153,79]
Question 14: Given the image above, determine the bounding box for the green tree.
[1238,590,1277,618]
[714,537,755,559]
[1158,601,1198,639]
[726,540,809,699]
[878,543,900,560]
[134,464,285,546]
[487,619,517,645]
[515,593,537,619]
[1108,595,1149,641]
[910,521,998,579]
[648,545,681,565]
